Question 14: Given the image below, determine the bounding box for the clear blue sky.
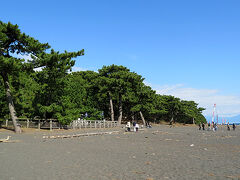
[1,0,240,117]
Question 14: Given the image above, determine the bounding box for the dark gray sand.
[0,125,240,180]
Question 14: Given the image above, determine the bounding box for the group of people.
[199,122,206,130]
[125,121,152,132]
[125,121,140,132]
[227,123,236,131]
[198,122,237,131]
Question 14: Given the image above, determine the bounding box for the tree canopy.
[0,21,206,132]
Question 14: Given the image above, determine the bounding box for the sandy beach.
[0,125,239,180]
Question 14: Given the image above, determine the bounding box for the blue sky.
[1,0,240,118]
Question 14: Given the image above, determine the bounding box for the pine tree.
[0,21,50,133]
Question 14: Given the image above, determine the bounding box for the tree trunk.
[1,72,22,133]
[170,116,174,125]
[139,111,146,126]
[108,92,114,121]
[131,113,135,123]
[117,95,122,126]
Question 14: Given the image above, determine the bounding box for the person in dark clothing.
[202,122,205,130]
[214,123,218,131]
[232,123,236,131]
[133,121,136,127]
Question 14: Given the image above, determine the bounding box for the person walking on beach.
[202,122,205,130]
[198,123,201,130]
[126,122,131,132]
[133,121,136,132]
[227,123,230,131]
[146,122,152,128]
[212,122,215,131]
[212,123,215,132]
[232,123,236,131]
[208,122,211,131]
[135,123,139,132]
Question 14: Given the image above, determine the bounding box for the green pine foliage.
[33,49,84,124]
[0,79,8,120]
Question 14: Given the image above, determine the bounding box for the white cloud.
[72,66,88,72]
[14,54,33,62]
[13,53,43,71]
[14,54,93,73]
[34,67,43,72]
[146,82,240,117]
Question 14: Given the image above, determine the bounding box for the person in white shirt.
[135,123,139,132]
[126,122,131,132]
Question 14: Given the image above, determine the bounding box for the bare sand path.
[0,125,239,180]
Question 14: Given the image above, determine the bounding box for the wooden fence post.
[38,120,41,130]
[27,119,29,128]
[72,120,75,130]
[50,119,52,131]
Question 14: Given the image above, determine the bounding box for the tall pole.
[212,104,216,124]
